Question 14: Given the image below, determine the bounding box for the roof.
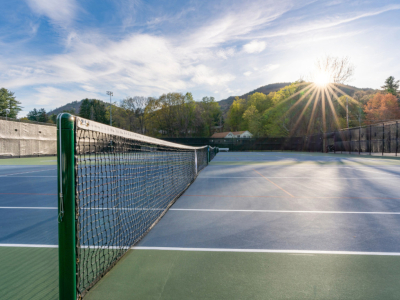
[210,131,252,138]
[210,132,230,138]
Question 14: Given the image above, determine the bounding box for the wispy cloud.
[2,0,400,116]
[26,0,78,27]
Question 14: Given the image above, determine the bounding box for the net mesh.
[74,120,213,296]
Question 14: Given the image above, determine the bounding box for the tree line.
[2,75,399,138]
[223,76,400,137]
[19,93,222,138]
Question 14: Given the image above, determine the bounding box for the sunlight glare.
[314,71,331,87]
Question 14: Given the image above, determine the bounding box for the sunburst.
[281,72,360,140]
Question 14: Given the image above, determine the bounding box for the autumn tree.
[364,92,400,124]
[381,76,399,96]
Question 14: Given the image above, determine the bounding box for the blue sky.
[1,0,399,117]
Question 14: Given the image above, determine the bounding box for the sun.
[314,71,332,87]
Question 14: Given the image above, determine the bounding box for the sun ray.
[321,87,326,135]
[325,88,347,145]
[326,85,347,111]
[272,82,314,109]
[285,85,317,116]
[306,89,321,137]
[290,87,319,135]
[325,88,342,130]
[330,84,359,105]
[332,83,361,92]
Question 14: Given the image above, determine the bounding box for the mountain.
[47,100,83,116]
[217,82,292,114]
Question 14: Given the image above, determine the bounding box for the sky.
[1,0,399,117]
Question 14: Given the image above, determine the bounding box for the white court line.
[134,247,400,256]
[2,243,400,256]
[0,207,57,210]
[3,206,400,215]
[170,209,400,215]
[198,177,400,179]
[0,169,56,177]
[0,243,57,248]
[0,176,57,178]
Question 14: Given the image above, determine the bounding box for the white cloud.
[216,48,235,59]
[26,0,78,27]
[264,64,280,71]
[244,71,252,76]
[190,65,235,86]
[243,40,266,53]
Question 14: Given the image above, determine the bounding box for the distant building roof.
[210,131,251,138]
[210,132,230,138]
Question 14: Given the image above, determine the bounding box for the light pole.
[106,91,113,126]
[5,109,10,121]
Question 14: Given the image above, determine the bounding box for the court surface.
[2,152,400,299]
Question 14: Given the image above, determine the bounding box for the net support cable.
[57,114,217,299]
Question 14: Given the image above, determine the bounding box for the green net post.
[57,113,77,300]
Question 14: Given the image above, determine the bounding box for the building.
[210,131,253,138]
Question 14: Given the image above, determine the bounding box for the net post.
[57,113,77,300]
[207,146,210,163]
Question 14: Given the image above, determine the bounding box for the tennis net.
[57,114,216,299]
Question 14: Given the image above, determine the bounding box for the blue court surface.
[2,152,400,299]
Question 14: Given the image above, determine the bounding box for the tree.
[243,105,262,137]
[79,99,108,124]
[200,96,221,137]
[381,76,399,96]
[27,108,49,122]
[364,92,400,124]
[0,88,22,118]
[226,97,246,131]
[120,96,150,134]
[27,108,39,121]
[314,56,355,84]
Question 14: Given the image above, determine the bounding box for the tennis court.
[2,152,400,299]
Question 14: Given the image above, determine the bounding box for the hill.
[48,100,83,116]
[217,82,292,114]
[47,83,375,117]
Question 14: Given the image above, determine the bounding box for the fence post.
[358,127,361,155]
[333,131,336,154]
[396,121,398,157]
[382,123,384,156]
[348,128,351,154]
[389,124,391,154]
[369,125,372,155]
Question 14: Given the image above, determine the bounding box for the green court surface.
[85,249,400,300]
[0,247,58,300]
[0,156,57,165]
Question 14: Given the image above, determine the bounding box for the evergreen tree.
[27,108,49,122]
[381,76,399,96]
[27,108,39,121]
[78,98,108,124]
[0,88,22,118]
